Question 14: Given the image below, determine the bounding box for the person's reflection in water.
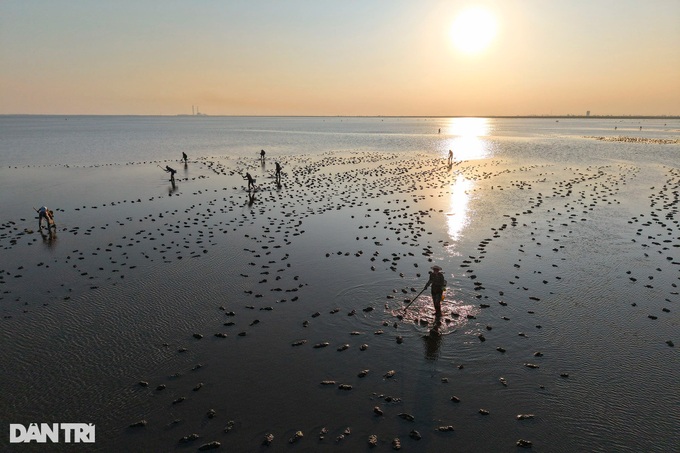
[168,179,177,195]
[423,317,443,360]
[246,191,257,207]
[40,228,57,249]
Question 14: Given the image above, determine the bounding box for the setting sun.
[450,7,498,54]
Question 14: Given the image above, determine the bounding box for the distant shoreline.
[2,114,680,120]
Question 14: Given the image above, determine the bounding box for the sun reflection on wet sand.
[442,117,493,161]
[447,174,473,241]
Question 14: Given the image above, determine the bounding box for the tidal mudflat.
[1,145,678,452]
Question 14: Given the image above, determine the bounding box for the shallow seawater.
[1,118,679,452]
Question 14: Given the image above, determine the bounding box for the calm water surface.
[0,116,678,452]
[2,115,678,166]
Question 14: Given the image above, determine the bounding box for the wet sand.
[1,150,678,452]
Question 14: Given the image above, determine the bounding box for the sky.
[1,0,679,116]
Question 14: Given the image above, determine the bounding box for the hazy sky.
[1,0,679,116]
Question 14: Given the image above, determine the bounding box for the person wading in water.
[164,165,177,182]
[424,265,446,316]
[243,172,256,191]
[36,206,56,230]
[275,162,282,184]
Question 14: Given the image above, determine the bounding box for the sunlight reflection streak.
[447,174,473,241]
[440,117,493,161]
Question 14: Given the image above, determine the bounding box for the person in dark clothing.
[182,152,188,163]
[275,162,282,183]
[164,165,177,182]
[424,265,446,316]
[260,149,266,160]
[244,172,256,191]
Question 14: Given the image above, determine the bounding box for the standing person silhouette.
[448,150,453,165]
[275,162,282,184]
[182,152,188,163]
[424,265,446,316]
[260,149,266,160]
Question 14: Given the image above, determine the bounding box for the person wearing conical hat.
[424,265,446,316]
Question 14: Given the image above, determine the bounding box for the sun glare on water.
[450,7,497,54]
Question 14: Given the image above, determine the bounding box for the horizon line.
[2,114,680,119]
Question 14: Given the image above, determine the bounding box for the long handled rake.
[403,287,427,312]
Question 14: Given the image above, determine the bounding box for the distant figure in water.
[448,150,453,165]
[424,265,446,316]
[164,165,177,182]
[275,162,282,183]
[260,149,266,160]
[36,206,56,230]
[244,172,256,191]
[438,128,441,134]
[182,152,188,163]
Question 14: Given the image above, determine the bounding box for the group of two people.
[244,156,283,191]
[163,152,189,182]
[36,206,56,230]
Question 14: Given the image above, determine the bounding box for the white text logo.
[9,423,95,443]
